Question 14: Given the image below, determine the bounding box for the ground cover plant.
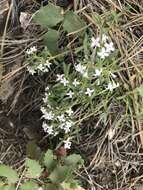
[0,0,143,190]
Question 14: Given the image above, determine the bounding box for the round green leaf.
[0,165,19,183]
[33,3,64,28]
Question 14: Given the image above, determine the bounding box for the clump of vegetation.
[0,149,83,190]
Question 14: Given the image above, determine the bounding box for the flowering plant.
[26,33,120,149]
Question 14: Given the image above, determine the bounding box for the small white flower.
[97,47,109,59]
[105,42,115,53]
[66,90,74,98]
[91,36,100,48]
[60,77,69,86]
[66,108,73,116]
[107,81,119,91]
[37,64,45,72]
[57,114,66,122]
[94,68,102,77]
[26,46,37,55]
[85,88,94,97]
[102,34,108,42]
[110,72,117,78]
[42,92,50,103]
[63,138,72,149]
[45,60,52,68]
[45,86,49,91]
[42,123,54,135]
[27,66,36,75]
[56,74,64,81]
[75,64,86,75]
[40,107,47,114]
[72,79,80,87]
[42,111,54,120]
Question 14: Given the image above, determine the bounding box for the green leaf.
[49,166,71,184]
[33,3,63,28]
[25,159,43,178]
[0,184,16,190]
[0,165,19,183]
[63,11,86,36]
[63,154,83,168]
[44,150,57,172]
[44,29,59,54]
[20,181,39,190]
[137,85,143,97]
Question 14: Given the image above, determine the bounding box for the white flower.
[56,74,64,81]
[37,63,48,72]
[60,77,69,86]
[40,107,47,114]
[91,36,100,48]
[26,46,37,55]
[57,114,66,122]
[85,88,94,97]
[75,64,86,75]
[72,79,80,87]
[45,60,52,68]
[102,34,108,42]
[105,42,115,53]
[63,138,72,149]
[66,108,73,116]
[66,90,74,98]
[27,66,36,75]
[94,68,102,77]
[97,47,109,59]
[42,92,50,103]
[107,81,119,91]
[42,111,54,120]
[110,72,117,78]
[42,122,54,135]
[62,121,73,133]
[45,86,49,91]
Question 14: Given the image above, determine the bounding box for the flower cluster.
[26,46,37,55]
[91,34,115,59]
[26,34,120,149]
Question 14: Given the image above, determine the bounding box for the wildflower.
[105,42,115,53]
[85,88,94,97]
[45,86,49,91]
[42,111,54,120]
[75,64,86,75]
[97,47,109,59]
[42,92,50,103]
[42,122,54,135]
[57,114,66,122]
[107,81,119,91]
[60,77,69,86]
[63,138,72,149]
[66,108,73,116]
[56,74,64,81]
[94,68,102,77]
[91,36,100,48]
[26,46,37,55]
[37,63,48,72]
[27,66,36,75]
[40,107,47,115]
[45,60,52,68]
[110,72,117,78]
[66,90,74,98]
[102,34,108,42]
[72,79,80,87]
